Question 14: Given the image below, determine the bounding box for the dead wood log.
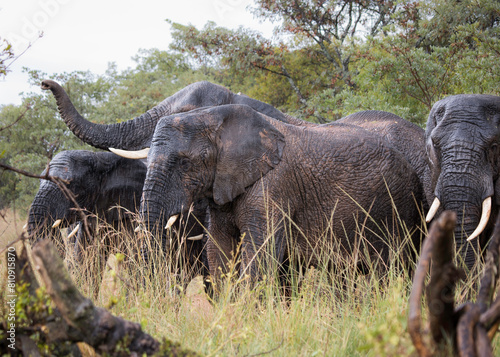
[31,239,160,356]
[408,210,457,356]
[1,238,201,356]
[410,211,500,356]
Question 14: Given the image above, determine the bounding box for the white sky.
[0,0,276,106]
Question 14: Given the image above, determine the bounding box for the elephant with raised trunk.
[424,94,500,270]
[135,105,423,283]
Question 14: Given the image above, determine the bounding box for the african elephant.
[27,149,207,287]
[424,94,500,270]
[135,104,423,284]
[27,150,147,295]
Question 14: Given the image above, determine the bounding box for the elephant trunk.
[437,173,492,270]
[27,182,69,247]
[41,80,166,151]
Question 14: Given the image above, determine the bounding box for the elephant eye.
[179,157,191,169]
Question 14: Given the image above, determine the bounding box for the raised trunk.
[42,80,171,150]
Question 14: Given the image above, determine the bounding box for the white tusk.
[23,223,27,231]
[52,219,62,229]
[165,215,179,229]
[134,225,142,233]
[467,197,492,241]
[187,234,204,241]
[109,147,150,159]
[425,197,441,223]
[67,224,80,240]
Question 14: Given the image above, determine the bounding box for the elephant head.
[137,104,284,241]
[40,80,297,153]
[425,94,500,269]
[27,150,146,251]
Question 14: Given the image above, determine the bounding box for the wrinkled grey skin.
[40,80,303,151]
[426,94,500,270]
[141,105,423,283]
[40,80,428,190]
[337,110,431,211]
[27,150,146,258]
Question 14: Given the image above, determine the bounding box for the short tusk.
[165,214,179,230]
[22,223,27,231]
[134,225,142,233]
[425,197,441,223]
[52,219,62,229]
[109,147,150,159]
[67,224,80,240]
[187,234,204,241]
[467,197,492,241]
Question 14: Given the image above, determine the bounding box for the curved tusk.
[109,147,150,159]
[187,234,204,241]
[52,219,62,229]
[425,197,441,223]
[67,224,80,240]
[467,197,492,242]
[165,215,179,230]
[134,225,142,233]
[23,223,27,231]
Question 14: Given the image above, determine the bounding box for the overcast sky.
[0,0,275,106]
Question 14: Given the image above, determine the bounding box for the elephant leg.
[206,208,239,290]
[239,209,287,285]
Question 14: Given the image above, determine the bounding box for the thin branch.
[0,104,30,132]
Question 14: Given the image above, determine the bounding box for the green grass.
[1,206,499,356]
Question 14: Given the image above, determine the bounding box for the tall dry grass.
[1,203,498,356]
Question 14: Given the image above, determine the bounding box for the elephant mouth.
[425,196,492,241]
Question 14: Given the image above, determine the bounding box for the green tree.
[329,0,500,125]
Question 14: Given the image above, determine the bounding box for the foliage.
[325,0,500,125]
[0,38,14,78]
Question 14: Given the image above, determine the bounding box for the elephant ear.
[213,107,285,205]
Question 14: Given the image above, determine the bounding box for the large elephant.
[28,150,146,247]
[136,105,423,283]
[27,150,147,295]
[424,94,500,270]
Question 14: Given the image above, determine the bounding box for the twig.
[0,161,92,240]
